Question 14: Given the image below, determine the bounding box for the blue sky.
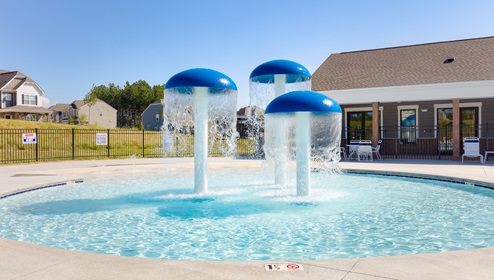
[2,0,494,109]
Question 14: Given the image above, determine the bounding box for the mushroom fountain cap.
[165,68,237,93]
[249,59,311,83]
[265,90,341,114]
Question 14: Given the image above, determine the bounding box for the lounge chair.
[462,137,483,163]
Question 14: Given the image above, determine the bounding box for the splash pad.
[2,160,494,261]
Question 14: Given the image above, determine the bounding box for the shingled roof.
[0,70,40,91]
[312,37,494,91]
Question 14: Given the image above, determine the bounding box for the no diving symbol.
[286,264,300,270]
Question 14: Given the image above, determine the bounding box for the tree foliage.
[85,81,164,128]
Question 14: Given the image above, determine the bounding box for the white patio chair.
[358,140,373,161]
[348,140,360,160]
[339,147,347,160]
[372,140,382,160]
[462,137,483,163]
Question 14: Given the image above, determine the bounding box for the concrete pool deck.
[1,158,494,280]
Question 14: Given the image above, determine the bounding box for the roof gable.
[0,70,43,93]
[312,37,494,91]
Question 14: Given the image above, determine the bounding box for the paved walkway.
[1,158,494,280]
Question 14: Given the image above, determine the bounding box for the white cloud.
[42,96,51,108]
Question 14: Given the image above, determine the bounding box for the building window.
[156,114,160,122]
[26,114,37,121]
[5,94,11,101]
[347,111,373,140]
[22,95,37,105]
[99,111,103,117]
[344,106,383,140]
[434,102,481,152]
[400,109,416,143]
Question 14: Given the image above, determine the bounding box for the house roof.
[71,100,86,109]
[312,36,494,91]
[236,105,265,117]
[0,70,38,91]
[49,103,72,112]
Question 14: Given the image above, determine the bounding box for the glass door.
[437,107,478,153]
[347,111,372,140]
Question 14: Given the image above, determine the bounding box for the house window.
[400,109,416,143]
[99,111,103,117]
[22,95,37,105]
[156,114,160,122]
[437,107,479,138]
[26,114,37,121]
[5,94,11,101]
[347,111,373,140]
[344,106,383,140]
[397,105,419,143]
[435,102,481,152]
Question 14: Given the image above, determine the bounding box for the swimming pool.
[1,167,493,261]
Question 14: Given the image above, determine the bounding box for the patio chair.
[339,147,347,160]
[358,140,373,161]
[372,140,382,160]
[348,140,360,160]
[462,137,483,163]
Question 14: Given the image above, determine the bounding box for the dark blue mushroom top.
[249,60,311,83]
[165,68,237,94]
[265,91,341,114]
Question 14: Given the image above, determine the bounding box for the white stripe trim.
[318,80,494,104]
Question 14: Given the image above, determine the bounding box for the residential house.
[141,99,164,130]
[312,36,494,160]
[236,105,264,138]
[0,70,52,120]
[50,99,117,128]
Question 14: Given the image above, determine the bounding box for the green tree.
[85,81,163,128]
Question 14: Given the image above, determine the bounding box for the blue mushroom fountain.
[164,68,238,194]
[265,90,342,196]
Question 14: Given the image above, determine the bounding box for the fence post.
[107,129,111,158]
[437,126,441,160]
[142,130,145,158]
[72,128,75,160]
[395,125,398,159]
[35,128,39,161]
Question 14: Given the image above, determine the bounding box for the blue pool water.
[1,167,494,261]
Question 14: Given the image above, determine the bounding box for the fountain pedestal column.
[194,87,209,193]
[274,74,287,185]
[296,112,311,196]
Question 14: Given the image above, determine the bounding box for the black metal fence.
[3,125,494,164]
[342,125,494,160]
[0,129,259,164]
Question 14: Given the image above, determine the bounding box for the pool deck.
[2,158,494,280]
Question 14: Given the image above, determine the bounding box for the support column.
[296,112,311,196]
[372,102,379,146]
[194,87,209,193]
[452,98,461,161]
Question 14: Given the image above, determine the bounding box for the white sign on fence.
[96,133,108,146]
[22,133,37,144]
[162,133,174,151]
